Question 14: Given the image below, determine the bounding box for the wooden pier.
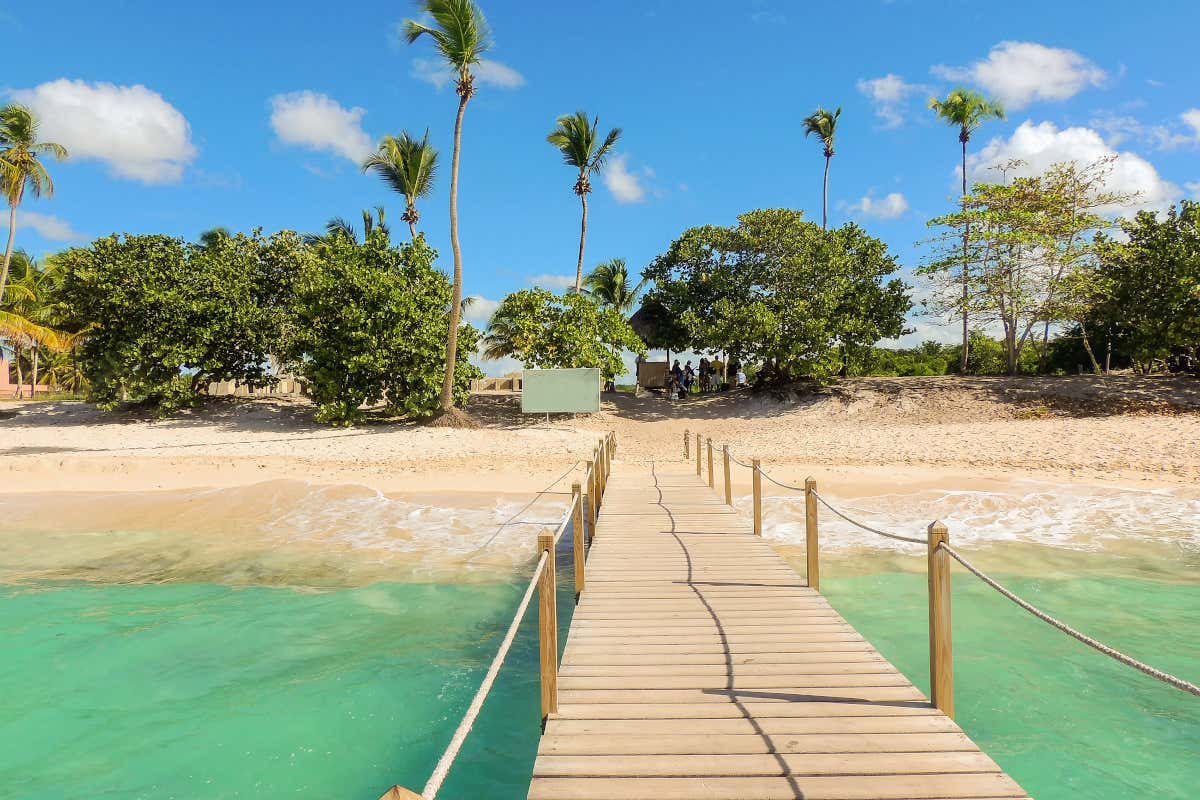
[527,466,1028,800]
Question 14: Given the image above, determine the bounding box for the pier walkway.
[527,466,1028,800]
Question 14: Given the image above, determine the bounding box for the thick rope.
[422,551,550,798]
[940,542,1200,697]
[811,490,926,545]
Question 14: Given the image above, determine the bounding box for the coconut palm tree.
[303,208,388,247]
[929,87,1005,371]
[802,106,841,230]
[362,130,439,241]
[0,251,76,397]
[0,104,68,304]
[404,0,492,422]
[584,258,646,315]
[547,111,622,292]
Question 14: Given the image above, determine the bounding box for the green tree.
[0,250,78,396]
[0,104,69,303]
[802,106,841,230]
[58,231,303,413]
[928,88,1005,370]
[584,257,645,314]
[287,232,480,424]
[547,111,622,292]
[404,0,492,422]
[643,209,910,382]
[361,130,439,240]
[305,208,389,247]
[483,289,645,381]
[1092,201,1200,367]
[198,227,232,248]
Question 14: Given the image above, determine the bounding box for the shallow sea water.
[1,481,1197,799]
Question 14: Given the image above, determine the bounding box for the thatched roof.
[627,305,658,345]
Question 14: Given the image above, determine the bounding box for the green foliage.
[1092,201,1200,364]
[642,209,910,382]
[286,232,480,424]
[483,289,646,380]
[802,106,841,157]
[857,341,953,377]
[59,231,303,413]
[927,88,1005,143]
[547,111,622,188]
[362,131,438,237]
[584,258,645,313]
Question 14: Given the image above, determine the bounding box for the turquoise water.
[0,566,579,800]
[823,565,1200,799]
[3,484,1199,799]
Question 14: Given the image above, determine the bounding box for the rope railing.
[685,430,1200,717]
[379,432,617,800]
[939,541,1200,697]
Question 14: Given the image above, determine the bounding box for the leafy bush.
[483,289,645,380]
[59,232,301,413]
[287,232,480,424]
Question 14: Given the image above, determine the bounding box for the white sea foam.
[741,482,1200,554]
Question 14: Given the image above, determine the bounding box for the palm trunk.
[439,91,470,414]
[408,221,418,241]
[0,200,18,305]
[13,344,23,399]
[575,190,588,293]
[31,347,39,397]
[821,155,831,230]
[959,135,970,373]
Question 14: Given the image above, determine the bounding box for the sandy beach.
[3,375,1199,498]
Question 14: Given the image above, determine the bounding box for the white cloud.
[846,192,909,220]
[11,211,85,242]
[932,41,1106,109]
[9,79,196,184]
[969,120,1181,214]
[269,91,373,163]
[527,274,576,290]
[856,74,929,128]
[1182,109,1200,138]
[410,58,525,91]
[603,153,646,204]
[462,294,500,325]
[1092,109,1200,151]
[1187,182,1200,200]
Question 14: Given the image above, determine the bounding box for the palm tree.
[584,258,646,314]
[802,106,841,230]
[0,104,68,304]
[0,251,77,397]
[404,0,492,422]
[929,87,1005,371]
[362,130,439,241]
[547,111,622,292]
[303,208,388,246]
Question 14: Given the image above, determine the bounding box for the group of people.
[665,357,748,399]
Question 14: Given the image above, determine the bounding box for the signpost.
[521,368,601,414]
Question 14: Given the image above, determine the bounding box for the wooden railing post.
[572,482,585,599]
[605,434,613,479]
[538,532,558,725]
[594,446,603,510]
[684,429,690,460]
[706,438,714,488]
[587,464,597,538]
[927,520,954,719]
[804,477,820,591]
[722,445,732,506]
[752,458,762,536]
[695,433,702,476]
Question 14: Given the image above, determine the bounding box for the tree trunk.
[408,221,418,241]
[1038,320,1051,373]
[439,92,471,414]
[821,155,831,230]
[0,200,18,305]
[1078,319,1102,374]
[959,135,970,373]
[31,347,39,397]
[575,189,588,293]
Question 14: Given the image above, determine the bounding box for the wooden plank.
[538,731,981,755]
[532,751,1003,777]
[528,774,1027,799]
[544,716,964,737]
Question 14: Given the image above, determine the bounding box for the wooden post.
[587,464,597,538]
[927,520,954,719]
[684,429,690,460]
[804,477,820,591]
[605,435,613,479]
[594,447,603,510]
[707,438,714,488]
[538,532,558,724]
[752,458,762,536]
[722,445,732,506]
[695,433,702,476]
[572,482,585,599]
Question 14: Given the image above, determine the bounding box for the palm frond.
[547,110,622,178]
[403,0,492,73]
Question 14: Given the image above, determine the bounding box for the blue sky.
[4,0,1199,370]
